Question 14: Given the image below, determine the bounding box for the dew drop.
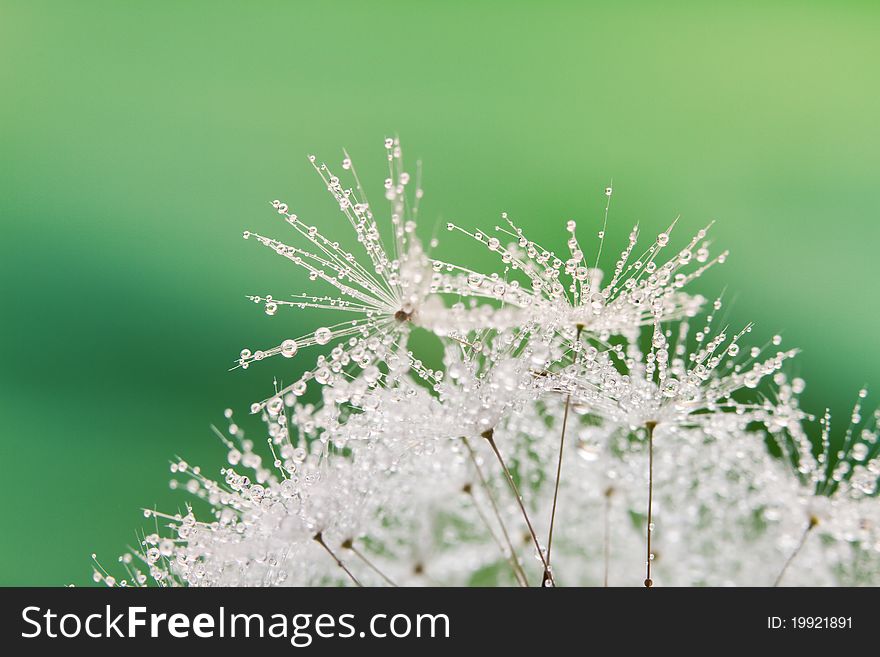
[281,339,298,358]
[314,327,332,345]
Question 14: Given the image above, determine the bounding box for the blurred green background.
[1,0,878,585]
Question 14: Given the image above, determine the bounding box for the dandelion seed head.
[100,141,880,588]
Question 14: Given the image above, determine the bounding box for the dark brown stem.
[343,540,398,587]
[314,532,363,587]
[462,437,529,586]
[773,515,819,587]
[544,392,572,586]
[645,421,656,588]
[482,429,556,586]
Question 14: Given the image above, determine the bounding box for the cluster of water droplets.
[95,139,879,587]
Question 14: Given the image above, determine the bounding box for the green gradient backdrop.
[1,1,878,585]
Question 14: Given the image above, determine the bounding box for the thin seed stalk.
[544,391,572,587]
[464,483,528,586]
[773,515,819,587]
[313,532,363,587]
[543,323,583,586]
[604,485,614,587]
[342,539,398,587]
[462,437,530,586]
[482,429,556,587]
[645,421,656,588]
